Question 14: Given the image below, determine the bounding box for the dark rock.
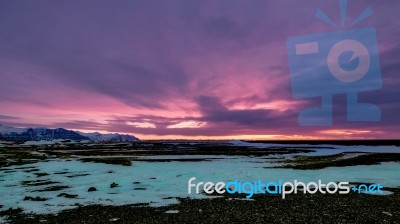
[35,185,69,192]
[34,172,49,177]
[57,193,78,198]
[66,173,90,178]
[88,187,97,192]
[80,158,132,166]
[23,196,47,201]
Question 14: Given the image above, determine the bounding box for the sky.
[0,0,399,140]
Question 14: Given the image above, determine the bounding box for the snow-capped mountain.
[0,126,89,142]
[0,125,139,142]
[78,132,139,142]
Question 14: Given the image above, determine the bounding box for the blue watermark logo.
[188,177,384,199]
[286,0,382,126]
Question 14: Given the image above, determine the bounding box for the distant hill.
[0,124,139,142]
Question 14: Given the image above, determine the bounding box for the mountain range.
[0,124,139,142]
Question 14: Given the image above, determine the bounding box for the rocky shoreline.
[1,187,399,224]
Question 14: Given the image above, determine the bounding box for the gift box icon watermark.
[286,0,382,126]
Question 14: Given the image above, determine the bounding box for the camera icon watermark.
[286,1,382,126]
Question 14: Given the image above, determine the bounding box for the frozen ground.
[0,141,399,214]
[229,140,400,156]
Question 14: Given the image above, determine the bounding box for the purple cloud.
[0,0,399,139]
